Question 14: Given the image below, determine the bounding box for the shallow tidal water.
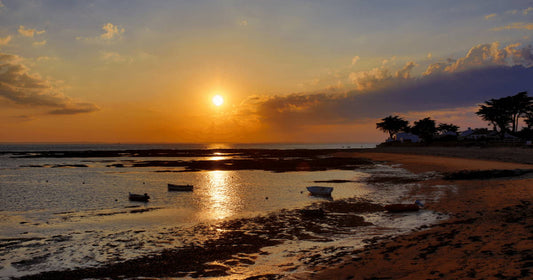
[0,147,447,279]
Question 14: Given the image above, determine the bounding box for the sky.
[0,0,532,144]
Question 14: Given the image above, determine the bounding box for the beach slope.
[310,148,532,279]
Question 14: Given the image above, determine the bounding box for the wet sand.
[308,147,533,279]
[10,147,533,279]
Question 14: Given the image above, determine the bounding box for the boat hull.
[306,186,333,196]
[168,184,194,192]
[129,193,150,202]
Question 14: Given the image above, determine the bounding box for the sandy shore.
[10,147,532,279]
[308,147,533,279]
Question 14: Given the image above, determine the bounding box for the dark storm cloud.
[238,42,533,130]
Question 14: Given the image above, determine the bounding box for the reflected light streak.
[208,156,226,161]
[206,143,231,150]
[204,170,240,220]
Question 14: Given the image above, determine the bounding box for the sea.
[0,143,448,279]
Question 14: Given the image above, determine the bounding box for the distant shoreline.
[359,146,533,165]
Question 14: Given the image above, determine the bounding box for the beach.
[307,147,533,279]
[2,146,532,279]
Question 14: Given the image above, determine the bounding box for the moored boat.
[129,192,150,202]
[168,183,194,191]
[306,186,333,196]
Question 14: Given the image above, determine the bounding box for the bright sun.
[212,95,224,106]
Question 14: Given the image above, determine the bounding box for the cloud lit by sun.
[212,94,224,107]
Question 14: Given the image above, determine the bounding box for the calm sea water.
[0,142,376,152]
[0,143,445,279]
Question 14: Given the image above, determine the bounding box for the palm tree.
[376,115,409,140]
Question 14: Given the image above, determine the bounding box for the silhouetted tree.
[476,91,532,138]
[437,123,459,134]
[411,117,436,142]
[376,115,409,140]
[506,91,533,133]
[526,110,533,129]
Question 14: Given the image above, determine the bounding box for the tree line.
[377,91,533,142]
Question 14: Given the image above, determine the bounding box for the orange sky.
[0,1,532,144]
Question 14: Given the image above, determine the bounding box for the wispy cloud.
[37,56,54,62]
[100,51,131,63]
[484,13,497,20]
[0,52,99,115]
[0,35,11,46]
[505,7,533,16]
[77,22,124,43]
[32,40,47,47]
[492,22,533,31]
[351,56,360,66]
[485,7,532,21]
[18,26,45,38]
[10,115,36,122]
[48,103,100,115]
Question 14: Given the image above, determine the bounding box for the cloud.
[18,25,45,38]
[0,35,11,46]
[10,115,36,122]
[524,7,533,15]
[100,51,131,63]
[492,22,533,31]
[48,103,100,115]
[100,23,124,40]
[348,61,415,91]
[395,61,416,79]
[37,56,54,62]
[485,13,497,20]
[77,23,124,42]
[244,66,533,130]
[423,42,533,75]
[349,66,392,91]
[233,42,533,133]
[239,20,248,27]
[0,52,99,115]
[32,40,47,47]
[351,56,360,66]
[0,1,4,8]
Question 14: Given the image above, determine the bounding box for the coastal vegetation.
[377,91,533,145]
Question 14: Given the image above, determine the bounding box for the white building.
[392,132,420,143]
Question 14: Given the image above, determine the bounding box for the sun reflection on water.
[201,170,241,220]
[208,155,226,161]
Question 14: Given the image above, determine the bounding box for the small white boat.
[306,186,333,196]
[168,183,194,192]
[129,192,150,202]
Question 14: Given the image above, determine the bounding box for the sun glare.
[212,95,224,106]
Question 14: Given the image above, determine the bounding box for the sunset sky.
[1,0,532,144]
